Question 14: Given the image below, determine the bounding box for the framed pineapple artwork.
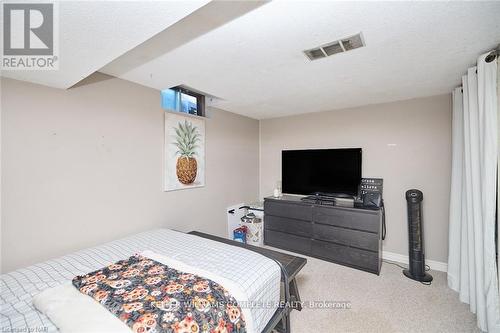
[164,112,205,191]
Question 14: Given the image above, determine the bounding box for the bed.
[0,228,306,333]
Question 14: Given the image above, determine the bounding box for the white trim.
[383,251,448,273]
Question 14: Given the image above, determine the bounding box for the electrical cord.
[382,259,406,270]
[383,260,432,286]
[381,203,386,240]
[420,265,432,285]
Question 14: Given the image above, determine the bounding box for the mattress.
[0,229,281,332]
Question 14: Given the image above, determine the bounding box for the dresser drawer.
[264,229,311,254]
[311,240,379,272]
[313,223,379,251]
[265,215,312,238]
[265,201,312,221]
[313,206,379,233]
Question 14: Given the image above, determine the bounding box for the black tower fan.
[403,189,433,283]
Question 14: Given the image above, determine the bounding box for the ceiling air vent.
[303,32,365,61]
[322,42,343,56]
[304,47,326,61]
[341,34,364,51]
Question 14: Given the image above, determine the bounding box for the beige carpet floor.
[288,255,480,333]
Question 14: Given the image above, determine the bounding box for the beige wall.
[1,75,452,270]
[1,75,260,273]
[260,95,452,262]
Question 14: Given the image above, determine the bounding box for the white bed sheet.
[0,229,281,332]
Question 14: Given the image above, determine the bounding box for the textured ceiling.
[1,1,210,88]
[3,1,499,119]
[101,1,500,119]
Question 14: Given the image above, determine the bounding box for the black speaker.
[403,189,433,283]
[363,192,382,208]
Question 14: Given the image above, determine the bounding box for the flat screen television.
[282,148,362,196]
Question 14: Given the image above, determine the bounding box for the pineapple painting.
[164,113,205,191]
[173,120,199,184]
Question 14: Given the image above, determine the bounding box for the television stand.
[301,193,356,207]
[310,192,354,199]
[264,195,382,274]
[301,195,336,206]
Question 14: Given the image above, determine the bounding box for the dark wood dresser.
[264,195,382,274]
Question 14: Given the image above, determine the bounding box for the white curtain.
[498,60,500,289]
[448,53,499,332]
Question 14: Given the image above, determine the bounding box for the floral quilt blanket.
[72,254,246,333]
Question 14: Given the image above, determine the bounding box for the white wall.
[259,95,452,262]
[1,74,260,273]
